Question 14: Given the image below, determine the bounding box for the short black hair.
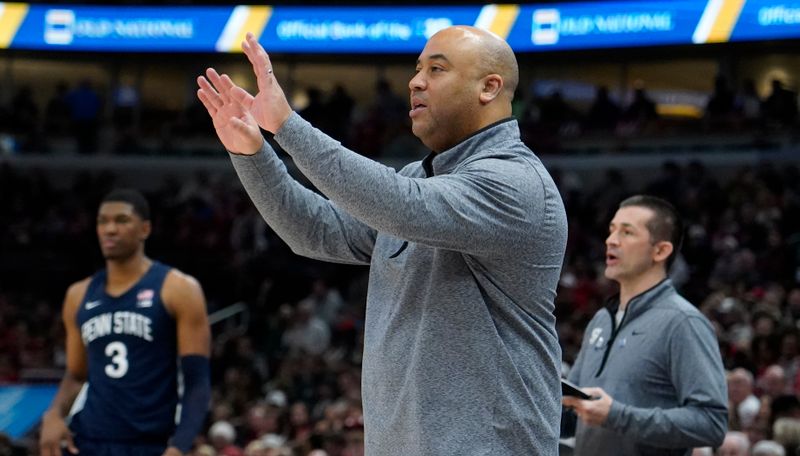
[619,195,683,268]
[101,188,150,221]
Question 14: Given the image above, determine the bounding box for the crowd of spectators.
[517,75,798,154]
[2,153,800,454]
[1,72,797,158]
[0,63,799,454]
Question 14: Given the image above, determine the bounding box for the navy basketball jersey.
[71,261,178,443]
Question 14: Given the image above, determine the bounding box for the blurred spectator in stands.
[10,86,40,152]
[645,161,682,204]
[66,79,102,154]
[282,300,331,357]
[243,437,291,456]
[511,86,527,121]
[758,365,788,399]
[749,396,774,449]
[238,401,285,445]
[773,418,800,455]
[299,87,327,128]
[735,78,762,129]
[45,82,71,138]
[718,431,750,456]
[288,401,313,448]
[209,420,244,456]
[705,75,736,131]
[112,81,138,126]
[111,80,141,154]
[539,90,578,135]
[728,368,761,430]
[762,79,798,129]
[585,85,621,132]
[372,78,406,127]
[621,81,659,134]
[778,328,800,394]
[10,86,38,134]
[325,84,355,143]
[302,278,343,327]
[350,78,408,157]
[770,395,800,447]
[752,440,786,456]
[751,333,782,378]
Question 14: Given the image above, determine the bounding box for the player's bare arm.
[40,278,91,456]
[160,269,211,455]
[162,269,210,357]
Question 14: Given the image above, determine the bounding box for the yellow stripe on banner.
[488,4,519,39]
[706,0,745,43]
[0,3,29,49]
[229,6,272,53]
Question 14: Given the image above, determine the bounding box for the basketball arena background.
[0,0,799,454]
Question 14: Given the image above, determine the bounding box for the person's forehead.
[611,206,654,226]
[98,201,136,216]
[418,29,478,64]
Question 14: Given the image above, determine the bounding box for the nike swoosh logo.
[85,300,102,310]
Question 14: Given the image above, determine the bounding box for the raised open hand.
[196,68,263,155]
[236,32,293,133]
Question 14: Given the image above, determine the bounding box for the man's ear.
[141,220,152,241]
[479,74,504,104]
[653,241,673,264]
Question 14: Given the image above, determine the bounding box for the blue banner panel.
[0,384,58,439]
[12,5,233,51]
[510,1,707,51]
[262,6,482,53]
[1,2,799,54]
[731,0,800,41]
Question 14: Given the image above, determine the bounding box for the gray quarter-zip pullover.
[231,113,567,455]
[568,279,728,456]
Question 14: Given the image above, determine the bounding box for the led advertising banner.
[730,0,800,42]
[513,1,707,51]
[0,1,798,54]
[256,6,484,53]
[0,385,58,439]
[7,4,233,51]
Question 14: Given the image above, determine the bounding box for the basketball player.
[39,189,211,456]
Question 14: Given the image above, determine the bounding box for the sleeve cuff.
[273,111,305,148]
[227,140,268,158]
[606,399,626,430]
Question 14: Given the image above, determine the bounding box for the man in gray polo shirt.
[197,25,567,456]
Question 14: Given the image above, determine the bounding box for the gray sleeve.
[567,325,591,384]
[561,337,588,439]
[229,142,376,265]
[605,315,728,448]
[274,113,541,257]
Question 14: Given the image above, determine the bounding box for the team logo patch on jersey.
[589,327,603,346]
[136,289,154,308]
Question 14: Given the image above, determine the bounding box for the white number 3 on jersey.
[104,341,129,378]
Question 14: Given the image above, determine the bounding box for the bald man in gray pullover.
[198,26,568,456]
